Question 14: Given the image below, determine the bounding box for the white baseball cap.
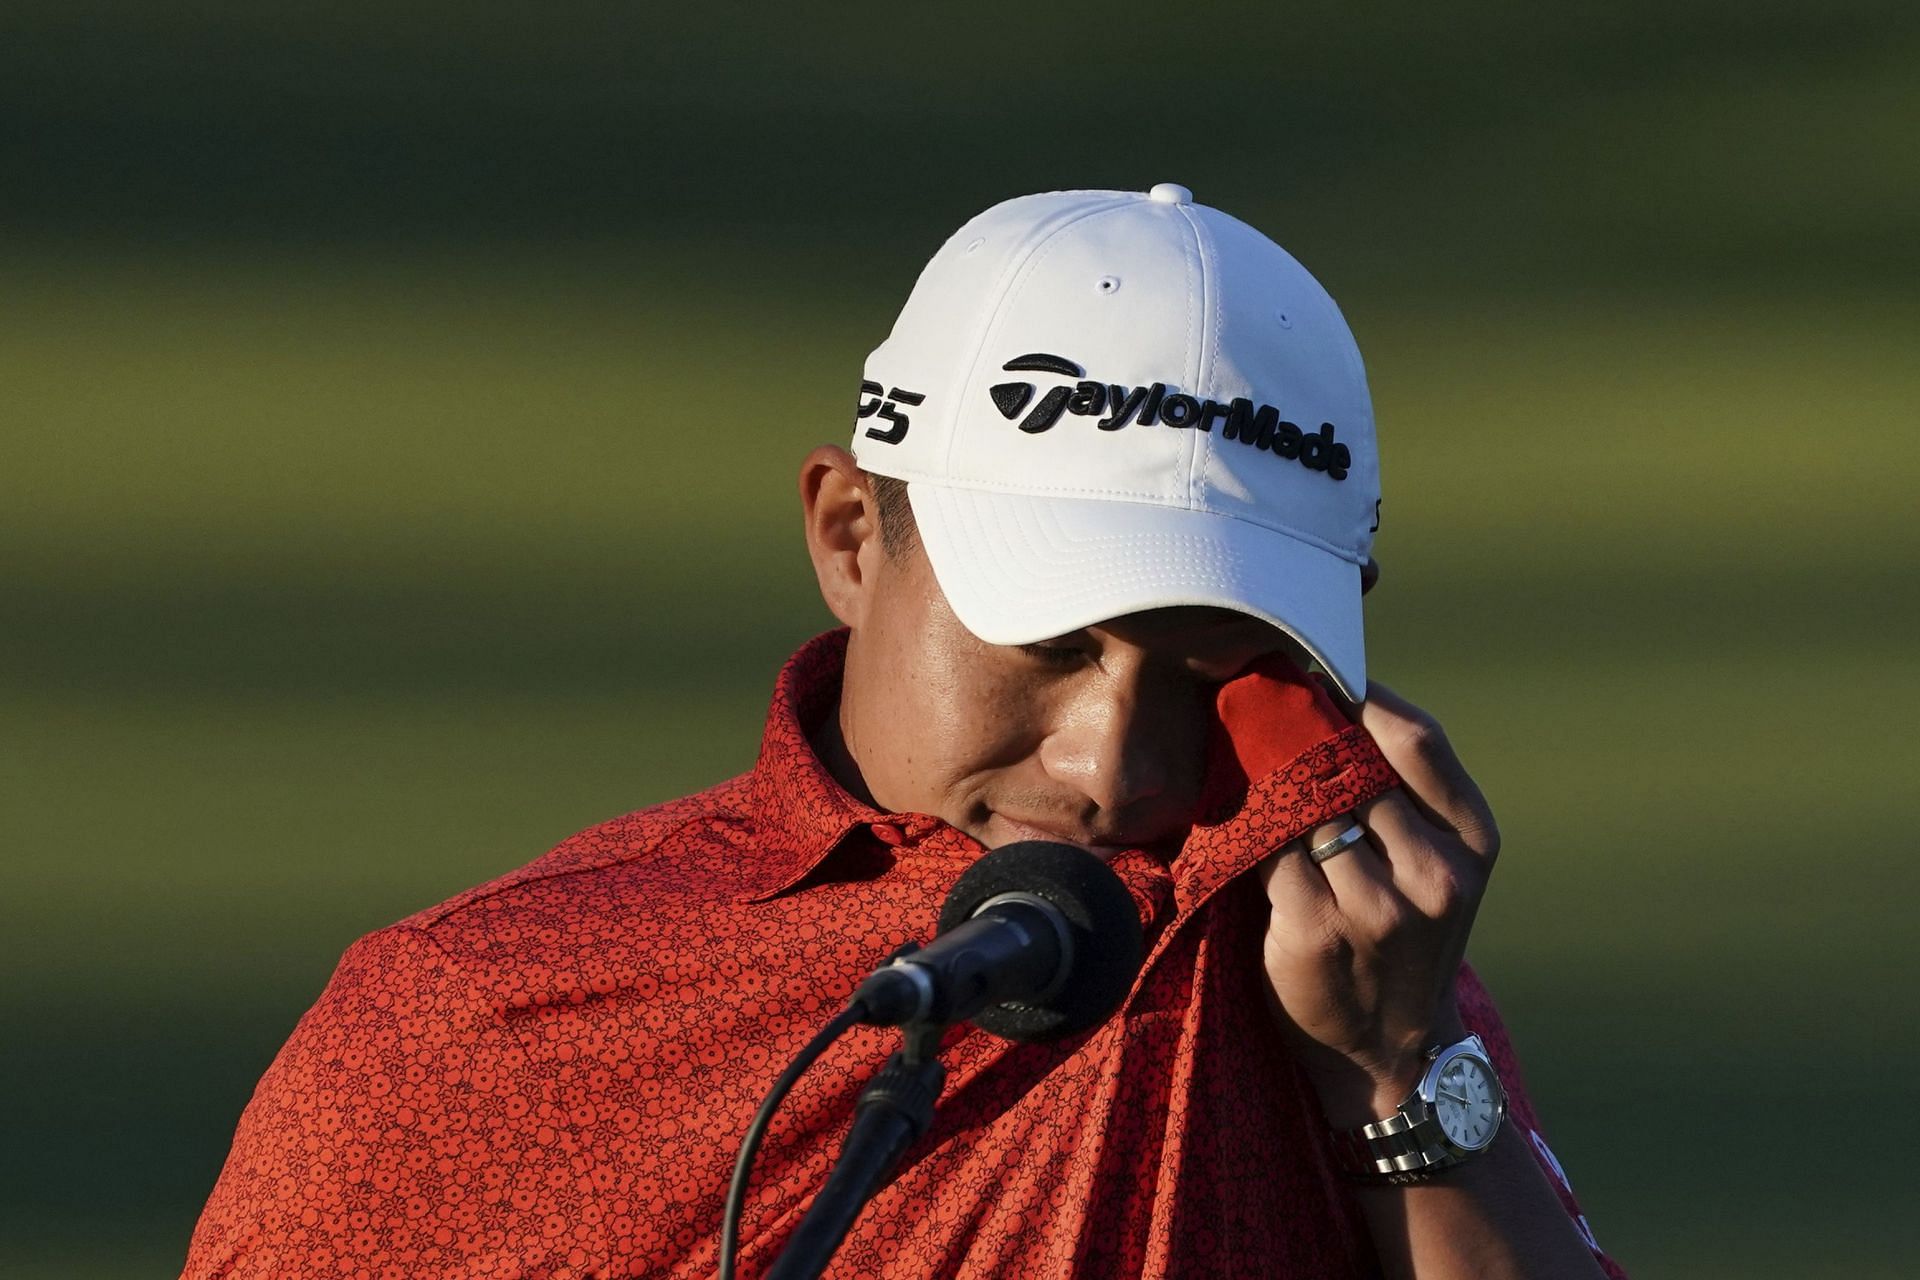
[851,183,1380,700]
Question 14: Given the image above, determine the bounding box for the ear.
[798,445,887,629]
[1360,556,1380,597]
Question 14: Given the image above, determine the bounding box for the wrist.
[1328,1031,1508,1185]
[1308,1058,1426,1129]
[1306,1013,1471,1129]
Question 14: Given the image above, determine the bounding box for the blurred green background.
[3,3,1915,1276]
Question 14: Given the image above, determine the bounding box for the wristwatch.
[1332,1034,1506,1183]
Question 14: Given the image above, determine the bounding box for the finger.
[1360,682,1499,858]
[1355,792,1486,921]
[1255,839,1337,931]
[1300,816,1400,916]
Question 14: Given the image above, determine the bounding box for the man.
[184,185,1625,1278]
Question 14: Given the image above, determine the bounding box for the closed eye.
[1017,642,1088,668]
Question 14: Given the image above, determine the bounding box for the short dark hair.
[862,470,918,557]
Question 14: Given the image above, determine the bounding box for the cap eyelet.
[1275,309,1294,329]
[965,237,986,254]
[1096,275,1122,295]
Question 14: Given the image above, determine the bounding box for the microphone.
[755,844,1145,1280]
[852,840,1146,1042]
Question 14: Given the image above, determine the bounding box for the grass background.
[3,4,1916,1276]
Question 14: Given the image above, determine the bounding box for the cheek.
[908,651,1048,776]
[880,660,1051,812]
[851,556,1053,815]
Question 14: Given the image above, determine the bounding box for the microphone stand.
[762,1020,949,1280]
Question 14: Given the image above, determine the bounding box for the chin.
[982,816,1145,862]
[981,815,1080,852]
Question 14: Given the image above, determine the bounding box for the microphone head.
[937,841,1146,1042]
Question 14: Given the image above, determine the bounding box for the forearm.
[1349,1125,1610,1280]
[1240,679,1622,1277]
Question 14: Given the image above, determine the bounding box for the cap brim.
[908,483,1367,701]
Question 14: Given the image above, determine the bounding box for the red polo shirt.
[184,630,1623,1278]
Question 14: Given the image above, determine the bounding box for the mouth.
[987,815,1163,861]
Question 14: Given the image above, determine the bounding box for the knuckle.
[1386,711,1448,762]
[1406,852,1486,923]
[1314,934,1352,967]
[1408,716,1451,758]
[1373,897,1416,938]
[1457,816,1501,862]
[1305,914,1353,964]
[1424,873,1466,920]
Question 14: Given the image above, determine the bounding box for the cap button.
[1148,182,1192,206]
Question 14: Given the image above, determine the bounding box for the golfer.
[184,184,1625,1278]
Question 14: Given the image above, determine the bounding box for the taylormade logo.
[989,353,1353,481]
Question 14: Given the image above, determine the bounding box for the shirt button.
[871,824,906,846]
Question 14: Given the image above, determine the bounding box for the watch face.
[1433,1054,1501,1150]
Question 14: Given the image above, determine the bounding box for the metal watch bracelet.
[1332,1097,1464,1182]
[1331,1034,1506,1184]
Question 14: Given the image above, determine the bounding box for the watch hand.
[1439,1088,1473,1105]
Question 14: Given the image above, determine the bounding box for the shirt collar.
[729,630,1398,965]
[734,629,909,900]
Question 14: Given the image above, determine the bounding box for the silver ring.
[1307,822,1367,865]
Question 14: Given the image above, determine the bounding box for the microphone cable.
[718,840,1142,1277]
[718,1000,868,1280]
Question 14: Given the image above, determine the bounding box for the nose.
[1039,663,1202,829]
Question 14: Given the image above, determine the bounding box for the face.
[842,547,1285,857]
[802,448,1293,859]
